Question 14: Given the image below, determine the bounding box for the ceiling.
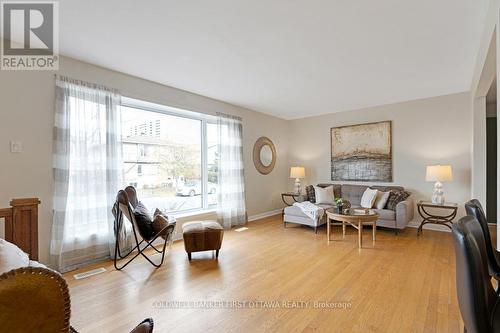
[54,1,487,119]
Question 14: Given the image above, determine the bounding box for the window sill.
[167,208,218,242]
[171,208,217,220]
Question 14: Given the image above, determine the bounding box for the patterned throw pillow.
[385,191,411,210]
[305,185,316,203]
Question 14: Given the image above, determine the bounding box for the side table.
[281,192,301,218]
[416,201,458,235]
[281,192,301,206]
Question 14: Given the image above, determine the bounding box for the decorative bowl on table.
[333,198,351,213]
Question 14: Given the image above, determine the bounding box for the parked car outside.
[176,181,217,196]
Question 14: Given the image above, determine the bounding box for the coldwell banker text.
[1,1,59,70]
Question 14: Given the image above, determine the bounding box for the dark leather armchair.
[452,216,500,333]
[0,267,154,333]
[465,199,500,282]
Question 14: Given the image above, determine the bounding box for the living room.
[0,1,498,332]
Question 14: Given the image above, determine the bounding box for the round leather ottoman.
[182,221,223,261]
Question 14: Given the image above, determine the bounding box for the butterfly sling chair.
[113,187,175,270]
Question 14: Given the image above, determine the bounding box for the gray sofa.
[283,184,414,233]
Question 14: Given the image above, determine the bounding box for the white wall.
[0,55,289,264]
[288,92,472,220]
[0,41,484,265]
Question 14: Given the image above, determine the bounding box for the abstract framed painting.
[330,121,392,182]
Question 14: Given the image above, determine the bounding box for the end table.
[416,201,458,235]
[281,192,302,218]
[281,192,301,206]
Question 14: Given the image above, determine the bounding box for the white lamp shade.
[290,167,305,179]
[426,165,453,182]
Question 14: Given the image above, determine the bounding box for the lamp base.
[294,178,301,194]
[431,181,445,205]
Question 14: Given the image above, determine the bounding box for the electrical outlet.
[10,141,22,153]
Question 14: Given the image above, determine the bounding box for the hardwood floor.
[65,215,462,333]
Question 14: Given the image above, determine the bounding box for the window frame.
[121,96,218,214]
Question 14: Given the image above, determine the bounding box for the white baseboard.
[248,208,282,222]
[406,221,451,233]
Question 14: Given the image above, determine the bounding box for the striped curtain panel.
[50,76,123,272]
[217,113,247,228]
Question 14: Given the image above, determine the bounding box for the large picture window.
[121,98,218,214]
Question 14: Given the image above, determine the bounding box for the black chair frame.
[465,199,500,294]
[113,192,173,270]
[452,216,500,333]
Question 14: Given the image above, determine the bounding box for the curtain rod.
[54,74,119,94]
[217,112,243,122]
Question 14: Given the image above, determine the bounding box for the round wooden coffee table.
[326,209,379,248]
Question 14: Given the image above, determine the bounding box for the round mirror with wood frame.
[253,137,276,175]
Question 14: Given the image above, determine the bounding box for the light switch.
[10,141,22,153]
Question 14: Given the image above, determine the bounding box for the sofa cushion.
[341,185,369,206]
[371,185,405,192]
[284,205,310,218]
[373,209,396,221]
[360,188,378,208]
[386,190,411,210]
[284,203,334,219]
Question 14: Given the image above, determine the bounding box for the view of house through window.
[206,122,218,207]
[121,102,218,213]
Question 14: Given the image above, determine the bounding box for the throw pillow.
[305,185,316,203]
[152,214,175,240]
[386,191,411,210]
[360,188,378,208]
[154,208,167,218]
[152,209,177,240]
[314,185,334,204]
[374,191,391,209]
[133,202,154,241]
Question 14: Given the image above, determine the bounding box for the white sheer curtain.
[50,75,123,272]
[217,113,247,228]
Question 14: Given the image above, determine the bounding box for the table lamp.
[290,167,305,194]
[425,165,453,205]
